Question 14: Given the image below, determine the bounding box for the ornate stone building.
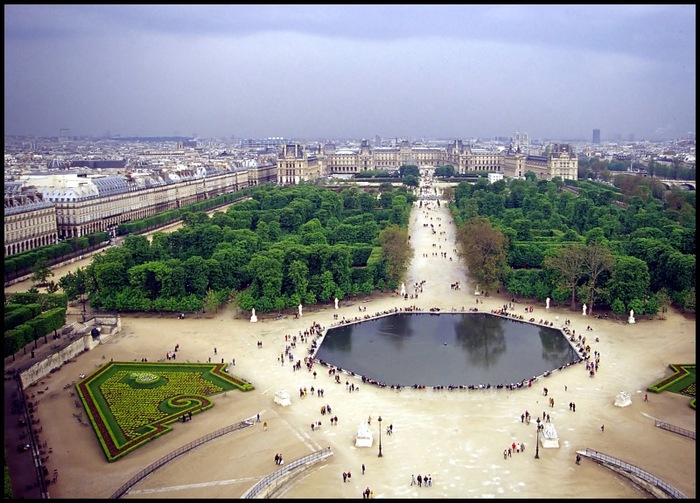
[277,138,577,183]
[501,143,578,180]
[4,182,58,256]
[277,143,322,185]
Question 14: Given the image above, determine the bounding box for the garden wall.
[18,315,121,388]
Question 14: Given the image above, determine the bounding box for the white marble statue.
[582,304,587,316]
[334,297,339,309]
[250,308,257,323]
[298,304,303,317]
[628,309,635,324]
[400,283,406,297]
[546,297,550,309]
[614,391,632,407]
[541,423,560,448]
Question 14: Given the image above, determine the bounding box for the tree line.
[58,183,415,315]
[451,173,695,317]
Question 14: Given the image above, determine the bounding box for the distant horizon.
[4,132,694,144]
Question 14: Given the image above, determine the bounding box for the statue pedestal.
[355,422,374,448]
[628,316,635,324]
[274,389,291,407]
[250,315,258,323]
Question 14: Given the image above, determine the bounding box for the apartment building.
[3,163,276,257]
[4,182,58,256]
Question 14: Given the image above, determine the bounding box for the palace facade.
[277,139,578,183]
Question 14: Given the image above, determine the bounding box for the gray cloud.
[4,4,696,140]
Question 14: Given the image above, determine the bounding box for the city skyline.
[4,5,696,141]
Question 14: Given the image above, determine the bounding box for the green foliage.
[398,164,420,178]
[628,298,645,316]
[449,174,694,312]
[610,298,626,315]
[4,304,41,331]
[604,255,650,308]
[434,165,456,177]
[5,307,66,353]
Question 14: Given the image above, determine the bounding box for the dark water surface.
[314,313,579,387]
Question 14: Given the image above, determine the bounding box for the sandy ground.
[6,197,696,499]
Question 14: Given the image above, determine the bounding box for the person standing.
[601,424,604,433]
[362,463,366,475]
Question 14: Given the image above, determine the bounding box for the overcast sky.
[4,4,696,142]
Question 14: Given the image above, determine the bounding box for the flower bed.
[76,361,254,461]
[647,363,696,409]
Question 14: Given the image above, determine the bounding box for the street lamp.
[535,417,541,459]
[377,416,383,457]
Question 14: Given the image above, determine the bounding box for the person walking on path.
[343,471,347,483]
[362,463,366,475]
[411,474,416,486]
[576,454,581,465]
[601,424,604,433]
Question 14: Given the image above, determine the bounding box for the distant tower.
[513,132,529,153]
[592,129,601,144]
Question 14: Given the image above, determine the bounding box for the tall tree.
[31,258,54,286]
[456,216,509,293]
[604,255,650,308]
[581,242,614,314]
[544,244,586,310]
[378,225,412,286]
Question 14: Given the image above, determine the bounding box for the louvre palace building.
[276,138,578,185]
